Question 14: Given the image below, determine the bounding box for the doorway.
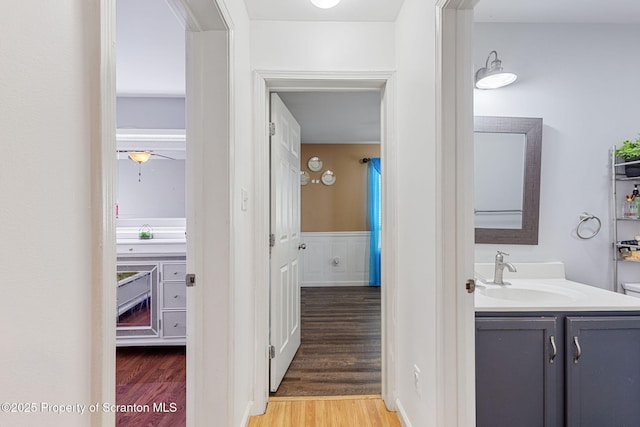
[99,0,230,425]
[114,1,188,424]
[269,91,383,396]
[252,72,397,412]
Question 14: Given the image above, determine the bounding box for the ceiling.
[475,0,640,24]
[116,0,640,139]
[116,0,185,96]
[277,92,381,144]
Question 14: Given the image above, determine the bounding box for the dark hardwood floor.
[271,286,382,397]
[116,346,185,427]
[117,298,151,327]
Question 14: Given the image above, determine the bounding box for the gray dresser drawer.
[163,282,186,309]
[162,262,186,282]
[162,311,186,337]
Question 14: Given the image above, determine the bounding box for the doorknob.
[465,279,476,294]
[298,243,307,250]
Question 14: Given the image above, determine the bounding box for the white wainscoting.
[300,231,371,287]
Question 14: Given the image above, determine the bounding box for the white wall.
[300,232,370,286]
[117,97,185,129]
[224,1,255,426]
[0,1,98,426]
[117,159,186,218]
[473,23,640,290]
[394,0,439,424]
[251,21,395,71]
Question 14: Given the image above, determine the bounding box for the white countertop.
[117,238,186,256]
[474,262,640,312]
[116,220,187,256]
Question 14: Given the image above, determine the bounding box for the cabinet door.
[566,316,640,427]
[476,317,559,427]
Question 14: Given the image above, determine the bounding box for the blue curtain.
[368,158,381,286]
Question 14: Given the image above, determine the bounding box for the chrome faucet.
[493,251,517,285]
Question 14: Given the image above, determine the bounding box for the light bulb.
[310,0,341,9]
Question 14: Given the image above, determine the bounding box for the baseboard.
[301,281,369,287]
[395,398,413,427]
[240,401,252,427]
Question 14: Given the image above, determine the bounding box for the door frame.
[252,70,398,414]
[436,0,476,425]
[97,1,231,426]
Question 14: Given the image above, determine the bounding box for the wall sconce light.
[475,50,517,90]
[310,0,342,9]
[128,151,152,164]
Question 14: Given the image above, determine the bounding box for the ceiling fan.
[117,150,177,181]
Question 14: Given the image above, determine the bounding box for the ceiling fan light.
[310,0,342,9]
[128,151,152,164]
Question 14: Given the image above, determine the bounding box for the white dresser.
[116,234,187,346]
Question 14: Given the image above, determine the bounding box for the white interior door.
[269,93,302,392]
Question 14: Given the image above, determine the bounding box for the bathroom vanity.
[475,263,640,427]
[116,219,186,346]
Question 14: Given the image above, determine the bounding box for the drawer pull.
[549,335,557,364]
[174,323,179,327]
[573,336,582,364]
[174,295,179,298]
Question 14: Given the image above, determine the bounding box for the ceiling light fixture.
[310,0,342,9]
[475,50,517,90]
[128,151,152,164]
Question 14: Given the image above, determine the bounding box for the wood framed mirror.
[474,116,542,245]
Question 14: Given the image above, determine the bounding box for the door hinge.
[269,122,276,136]
[269,233,275,248]
[186,273,196,287]
[269,345,276,359]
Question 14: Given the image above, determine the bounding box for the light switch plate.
[241,188,248,211]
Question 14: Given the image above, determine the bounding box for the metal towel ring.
[577,212,601,240]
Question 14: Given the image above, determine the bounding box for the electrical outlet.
[413,364,421,397]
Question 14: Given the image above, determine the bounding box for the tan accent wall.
[301,144,380,232]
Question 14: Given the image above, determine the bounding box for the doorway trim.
[97,0,231,426]
[252,70,397,414]
[436,0,476,425]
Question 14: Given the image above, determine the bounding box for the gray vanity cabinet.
[478,313,640,427]
[476,317,560,427]
[565,316,640,427]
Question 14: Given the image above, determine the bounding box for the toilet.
[622,283,640,298]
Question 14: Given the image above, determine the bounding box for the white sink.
[479,286,575,303]
[474,263,640,312]
[475,278,640,312]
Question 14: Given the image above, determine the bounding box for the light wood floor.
[248,395,402,427]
